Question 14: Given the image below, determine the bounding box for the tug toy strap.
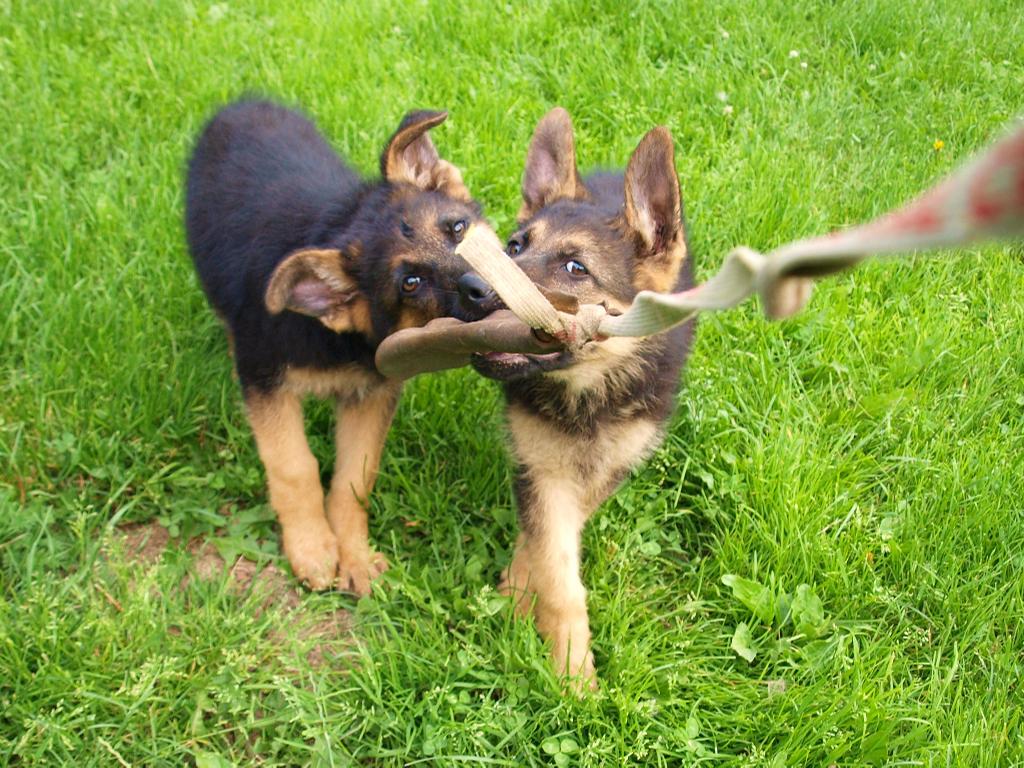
[376,120,1024,380]
[373,311,561,380]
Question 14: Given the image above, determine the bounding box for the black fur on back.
[187,100,376,390]
[185,99,485,393]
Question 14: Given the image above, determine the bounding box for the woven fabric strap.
[456,120,1024,345]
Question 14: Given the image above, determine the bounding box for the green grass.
[2,0,1023,764]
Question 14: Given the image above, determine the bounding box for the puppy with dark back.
[469,108,695,690]
[186,100,494,594]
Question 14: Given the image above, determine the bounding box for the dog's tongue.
[374,310,564,380]
[480,352,522,363]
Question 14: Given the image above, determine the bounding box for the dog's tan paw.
[282,523,339,591]
[542,614,598,694]
[560,649,598,695]
[336,548,389,597]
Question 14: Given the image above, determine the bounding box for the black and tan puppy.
[186,100,492,594]
[472,108,695,689]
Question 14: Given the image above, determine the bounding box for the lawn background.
[1,0,1023,765]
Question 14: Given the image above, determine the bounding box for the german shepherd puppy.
[472,108,695,689]
[186,100,494,594]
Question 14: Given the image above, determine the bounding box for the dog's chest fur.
[504,332,685,434]
[503,330,690,514]
[507,402,662,512]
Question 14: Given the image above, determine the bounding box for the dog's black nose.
[458,273,496,307]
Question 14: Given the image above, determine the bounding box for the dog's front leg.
[326,383,400,596]
[246,389,338,589]
[499,531,535,617]
[513,474,597,692]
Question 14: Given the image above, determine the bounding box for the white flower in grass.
[716,91,728,102]
[721,30,730,39]
[789,49,800,58]
[801,61,808,69]
[723,105,734,115]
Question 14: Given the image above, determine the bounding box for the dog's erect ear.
[265,248,369,334]
[381,110,471,201]
[624,126,684,257]
[519,107,589,221]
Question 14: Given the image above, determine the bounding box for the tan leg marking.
[522,477,597,693]
[499,532,535,617]
[503,406,662,692]
[246,390,338,590]
[326,383,400,596]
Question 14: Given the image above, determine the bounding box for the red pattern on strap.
[859,181,950,239]
[969,129,1024,226]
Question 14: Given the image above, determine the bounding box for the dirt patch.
[114,520,170,566]
[107,520,352,667]
[180,537,304,614]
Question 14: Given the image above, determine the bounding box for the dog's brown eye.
[449,219,468,243]
[507,239,522,257]
[400,220,414,239]
[402,275,422,293]
[564,259,588,277]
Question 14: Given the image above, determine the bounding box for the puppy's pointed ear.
[625,127,688,292]
[624,126,684,257]
[519,107,589,221]
[381,110,471,200]
[265,248,369,334]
